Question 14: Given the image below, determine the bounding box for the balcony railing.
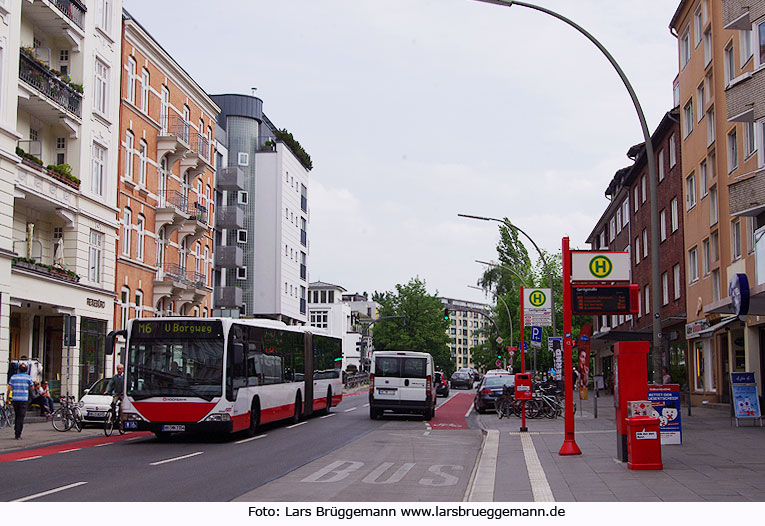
[194,133,210,162]
[19,49,82,117]
[53,0,86,29]
[192,202,208,225]
[160,114,190,144]
[159,190,188,214]
[188,271,207,289]
[163,263,187,283]
[217,206,244,229]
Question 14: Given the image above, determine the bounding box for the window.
[94,59,109,116]
[745,121,756,158]
[609,217,616,242]
[622,200,629,226]
[644,285,650,315]
[704,27,712,65]
[237,267,247,280]
[634,237,641,265]
[599,231,605,249]
[136,215,145,261]
[633,186,639,212]
[125,131,134,179]
[689,247,699,283]
[711,231,719,263]
[616,208,622,232]
[127,56,136,103]
[702,238,710,276]
[710,186,718,225]
[671,198,679,232]
[122,208,131,256]
[728,128,738,172]
[238,152,249,166]
[759,22,765,66]
[238,191,248,205]
[660,209,667,241]
[135,290,143,319]
[138,140,147,186]
[658,149,665,181]
[160,86,169,132]
[92,143,106,196]
[686,173,697,210]
[697,83,705,122]
[700,160,708,197]
[683,100,694,138]
[712,269,721,301]
[641,175,647,203]
[669,134,677,167]
[681,27,691,69]
[89,231,103,283]
[741,29,753,64]
[120,287,129,330]
[642,229,648,259]
[732,219,742,261]
[707,107,715,146]
[237,230,247,243]
[141,69,149,112]
[662,273,669,306]
[693,7,702,47]
[724,43,735,85]
[96,0,112,33]
[749,217,756,255]
[673,264,681,299]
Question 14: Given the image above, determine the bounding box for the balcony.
[153,263,189,305]
[215,246,243,268]
[215,286,243,309]
[158,114,191,169]
[21,1,86,49]
[155,190,189,235]
[217,206,244,229]
[178,202,209,244]
[729,170,765,217]
[18,49,83,127]
[217,166,245,192]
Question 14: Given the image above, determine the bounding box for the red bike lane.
[0,432,152,463]
[429,392,474,430]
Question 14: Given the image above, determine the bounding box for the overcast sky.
[124,0,680,304]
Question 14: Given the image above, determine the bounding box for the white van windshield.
[375,356,428,378]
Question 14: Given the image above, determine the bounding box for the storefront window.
[79,318,107,396]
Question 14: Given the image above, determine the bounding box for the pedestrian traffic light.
[443,308,450,321]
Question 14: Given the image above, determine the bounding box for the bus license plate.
[124,421,138,429]
[162,425,185,432]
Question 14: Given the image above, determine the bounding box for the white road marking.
[320,414,335,419]
[59,448,81,454]
[424,431,430,436]
[149,451,203,466]
[13,482,88,502]
[235,434,267,444]
[464,405,473,418]
[16,456,42,462]
[508,429,611,436]
[363,403,369,407]
[286,421,308,429]
[520,432,555,502]
[94,442,113,447]
[344,407,357,413]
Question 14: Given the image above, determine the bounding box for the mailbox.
[626,415,663,470]
[514,373,533,401]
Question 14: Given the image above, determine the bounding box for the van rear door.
[399,357,428,402]
[374,355,403,402]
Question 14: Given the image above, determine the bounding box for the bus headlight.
[124,413,145,421]
[203,413,231,422]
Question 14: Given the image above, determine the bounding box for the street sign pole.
[520,285,527,433]
[560,236,582,455]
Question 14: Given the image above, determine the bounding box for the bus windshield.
[126,320,224,401]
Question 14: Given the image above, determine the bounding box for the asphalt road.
[0,388,481,502]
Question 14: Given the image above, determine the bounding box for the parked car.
[434,371,450,397]
[450,371,473,390]
[484,369,511,377]
[78,377,114,424]
[473,374,515,413]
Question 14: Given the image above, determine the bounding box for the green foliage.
[20,46,84,94]
[273,128,313,171]
[16,146,43,166]
[46,163,80,185]
[12,257,79,280]
[371,277,452,373]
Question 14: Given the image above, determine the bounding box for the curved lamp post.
[470,0,662,385]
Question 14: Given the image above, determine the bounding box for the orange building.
[114,11,219,360]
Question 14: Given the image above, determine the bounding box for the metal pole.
[560,237,581,455]
[520,285,527,432]
[471,0,662,384]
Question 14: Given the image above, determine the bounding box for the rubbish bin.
[626,415,663,470]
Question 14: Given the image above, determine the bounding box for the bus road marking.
[150,451,203,466]
[344,407,357,413]
[320,414,335,419]
[287,421,308,429]
[12,482,88,502]
[16,456,42,462]
[235,434,267,444]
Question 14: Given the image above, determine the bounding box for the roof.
[669,0,693,30]
[308,281,347,292]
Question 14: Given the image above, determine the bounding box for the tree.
[371,277,452,373]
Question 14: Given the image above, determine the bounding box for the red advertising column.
[559,237,581,455]
[519,286,527,432]
[614,341,649,462]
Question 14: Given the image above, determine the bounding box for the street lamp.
[475,259,530,288]
[470,0,662,384]
[468,284,512,370]
[459,213,556,338]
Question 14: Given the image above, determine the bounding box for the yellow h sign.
[589,256,613,278]
[529,290,546,307]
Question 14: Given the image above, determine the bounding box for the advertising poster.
[730,373,761,420]
[648,384,682,445]
[549,337,563,381]
[577,324,592,400]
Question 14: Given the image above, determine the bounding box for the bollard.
[594,385,598,419]
[686,386,692,417]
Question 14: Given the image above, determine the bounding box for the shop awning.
[694,316,740,338]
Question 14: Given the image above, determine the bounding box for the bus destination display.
[133,320,223,339]
[572,285,638,315]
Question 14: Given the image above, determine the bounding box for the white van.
[369,350,436,420]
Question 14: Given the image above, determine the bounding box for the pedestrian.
[31,380,54,417]
[662,367,672,385]
[6,362,34,439]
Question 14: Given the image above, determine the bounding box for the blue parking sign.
[531,326,542,343]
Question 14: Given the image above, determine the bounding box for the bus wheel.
[247,400,260,437]
[292,393,302,424]
[324,388,332,414]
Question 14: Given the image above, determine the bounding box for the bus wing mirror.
[106,329,127,356]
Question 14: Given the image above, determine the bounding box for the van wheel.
[369,405,378,420]
[246,400,260,437]
[424,406,434,421]
[291,393,302,424]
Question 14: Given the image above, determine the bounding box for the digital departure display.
[132,320,224,339]
[572,285,638,315]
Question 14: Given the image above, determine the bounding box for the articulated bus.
[106,317,343,439]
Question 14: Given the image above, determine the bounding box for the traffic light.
[443,308,450,321]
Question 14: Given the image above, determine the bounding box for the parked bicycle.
[104,395,125,437]
[0,394,15,429]
[52,395,83,432]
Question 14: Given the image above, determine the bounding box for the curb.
[463,428,499,502]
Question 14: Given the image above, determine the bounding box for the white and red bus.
[106,317,343,439]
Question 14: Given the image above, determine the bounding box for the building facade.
[3,0,123,398]
[114,11,218,365]
[210,93,310,325]
[439,297,490,370]
[588,110,687,385]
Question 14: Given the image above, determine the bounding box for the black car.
[474,374,515,413]
[434,371,450,397]
[450,371,473,390]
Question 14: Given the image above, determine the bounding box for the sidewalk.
[492,390,765,501]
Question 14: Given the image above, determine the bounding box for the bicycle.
[51,395,83,432]
[104,395,125,437]
[0,394,15,430]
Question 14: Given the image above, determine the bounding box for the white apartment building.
[440,297,491,369]
[1,0,122,397]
